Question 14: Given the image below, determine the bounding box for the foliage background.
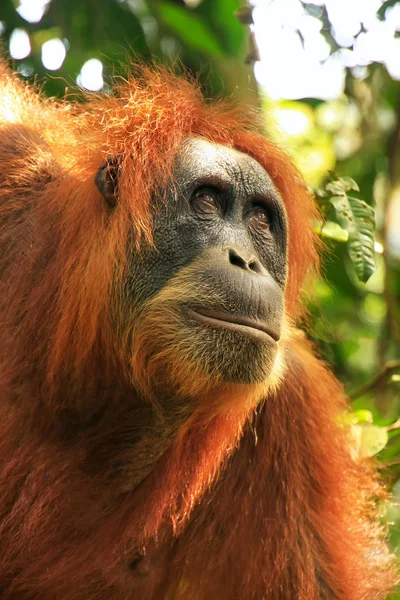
[1,0,399,594]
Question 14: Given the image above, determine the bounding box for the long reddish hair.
[0,62,396,599]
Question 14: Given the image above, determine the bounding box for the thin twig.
[348,360,400,399]
[387,418,400,432]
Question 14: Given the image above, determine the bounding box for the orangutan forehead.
[175,138,280,199]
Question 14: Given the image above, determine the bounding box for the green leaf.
[326,175,359,194]
[316,220,349,242]
[197,0,245,58]
[352,424,389,458]
[158,3,225,58]
[329,195,376,282]
[336,409,373,427]
[353,409,374,424]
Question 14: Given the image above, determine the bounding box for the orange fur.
[0,61,397,599]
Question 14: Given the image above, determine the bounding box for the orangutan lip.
[187,309,280,343]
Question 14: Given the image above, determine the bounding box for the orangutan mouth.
[187,308,280,344]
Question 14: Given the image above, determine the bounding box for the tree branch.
[348,360,400,400]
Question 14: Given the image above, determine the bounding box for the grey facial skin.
[127,138,288,311]
[122,138,288,387]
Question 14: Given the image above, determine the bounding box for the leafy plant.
[315,174,376,283]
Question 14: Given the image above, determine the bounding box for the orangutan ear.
[94,155,120,209]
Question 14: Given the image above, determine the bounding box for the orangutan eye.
[249,205,269,230]
[191,188,220,214]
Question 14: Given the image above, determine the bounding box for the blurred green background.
[1,0,399,593]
